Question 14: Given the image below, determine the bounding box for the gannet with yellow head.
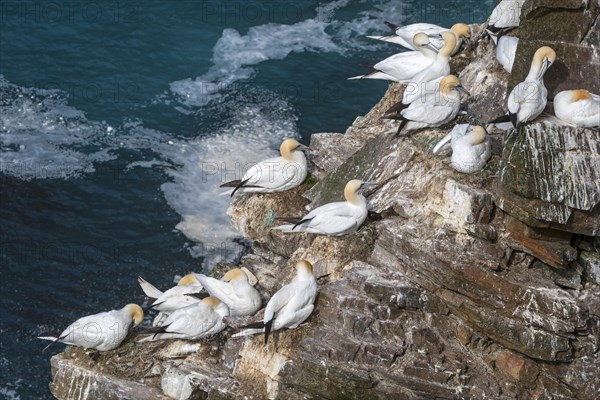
[137,296,229,341]
[273,180,375,236]
[507,46,556,128]
[553,89,600,128]
[38,303,144,351]
[138,273,204,316]
[367,21,471,55]
[220,138,309,196]
[433,124,491,173]
[232,260,317,344]
[191,268,261,316]
[348,33,438,82]
[386,75,470,133]
[402,31,456,96]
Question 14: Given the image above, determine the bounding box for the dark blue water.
[0,1,494,398]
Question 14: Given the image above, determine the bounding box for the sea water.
[0,1,494,397]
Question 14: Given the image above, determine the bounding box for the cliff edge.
[49,2,600,399]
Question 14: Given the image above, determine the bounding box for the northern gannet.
[348,33,438,82]
[138,273,203,314]
[192,268,261,316]
[368,22,471,55]
[506,46,556,128]
[137,297,229,341]
[38,304,143,351]
[405,31,456,92]
[488,0,526,33]
[493,33,518,73]
[273,180,375,236]
[220,138,309,196]
[385,75,469,133]
[433,124,491,173]
[553,90,600,128]
[232,260,317,344]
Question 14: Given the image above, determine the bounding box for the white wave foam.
[0,387,20,400]
[0,77,116,180]
[170,20,339,106]
[154,94,298,266]
[169,0,410,106]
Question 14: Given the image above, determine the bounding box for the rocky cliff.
[49,4,600,399]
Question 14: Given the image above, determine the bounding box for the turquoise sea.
[0,1,494,398]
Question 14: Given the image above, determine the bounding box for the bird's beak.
[422,43,439,53]
[297,144,311,152]
[457,85,471,96]
[538,58,552,79]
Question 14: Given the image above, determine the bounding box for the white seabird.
[488,0,526,33]
[553,89,600,128]
[506,46,556,128]
[368,22,471,55]
[38,303,143,351]
[137,296,229,341]
[385,75,470,133]
[493,33,519,73]
[138,273,203,314]
[192,268,261,317]
[401,31,457,102]
[348,33,438,82]
[273,180,375,236]
[232,260,317,344]
[220,138,309,196]
[433,124,491,173]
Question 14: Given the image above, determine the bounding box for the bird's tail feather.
[271,224,295,232]
[38,334,68,352]
[432,133,452,154]
[275,217,302,224]
[38,336,59,341]
[231,320,267,339]
[348,70,392,81]
[488,114,511,124]
[384,21,400,32]
[137,276,162,299]
[264,320,273,345]
[219,180,242,188]
[231,328,265,338]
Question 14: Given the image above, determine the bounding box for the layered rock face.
[49,9,600,400]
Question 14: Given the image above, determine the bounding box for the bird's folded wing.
[197,276,236,302]
[264,284,296,321]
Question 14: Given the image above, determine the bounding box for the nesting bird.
[38,304,143,351]
[505,46,556,128]
[232,260,317,344]
[369,22,471,55]
[220,138,309,196]
[137,297,229,341]
[385,75,470,133]
[490,32,518,73]
[192,268,262,317]
[553,90,600,128]
[408,31,457,88]
[433,124,491,173]
[273,179,374,236]
[348,33,438,82]
[488,0,526,33]
[138,273,203,315]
